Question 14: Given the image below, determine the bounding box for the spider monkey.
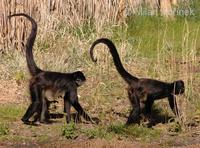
[8,13,94,125]
[90,38,185,126]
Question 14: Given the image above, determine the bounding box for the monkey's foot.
[91,117,101,124]
[40,119,52,124]
[22,120,41,126]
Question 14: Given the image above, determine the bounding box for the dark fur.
[8,13,93,125]
[90,38,185,125]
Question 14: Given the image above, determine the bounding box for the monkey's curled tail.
[90,38,138,84]
[8,13,42,76]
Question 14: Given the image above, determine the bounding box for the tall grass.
[1,0,193,52]
[0,0,147,51]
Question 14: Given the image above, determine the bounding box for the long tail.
[90,38,138,84]
[8,13,42,76]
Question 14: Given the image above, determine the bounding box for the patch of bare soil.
[0,80,26,104]
[41,139,161,148]
[0,140,160,148]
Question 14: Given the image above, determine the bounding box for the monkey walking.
[8,13,95,125]
[90,38,185,126]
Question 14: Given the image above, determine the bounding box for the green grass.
[0,105,24,122]
[62,122,78,139]
[108,123,161,142]
[109,0,200,58]
[0,123,9,136]
[61,123,160,141]
[61,123,113,140]
[80,126,113,140]
[110,15,200,58]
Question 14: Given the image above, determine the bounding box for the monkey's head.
[73,71,86,86]
[173,80,185,95]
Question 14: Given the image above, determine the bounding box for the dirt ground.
[0,80,24,104]
[0,80,200,148]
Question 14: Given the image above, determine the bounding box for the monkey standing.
[90,38,185,126]
[8,13,94,125]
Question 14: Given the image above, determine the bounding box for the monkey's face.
[73,71,86,86]
[173,80,185,95]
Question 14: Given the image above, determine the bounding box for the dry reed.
[0,0,146,52]
[1,0,188,51]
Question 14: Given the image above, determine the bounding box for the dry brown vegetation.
[0,0,188,52]
[0,0,143,51]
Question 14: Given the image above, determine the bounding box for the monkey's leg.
[144,97,154,118]
[40,96,49,123]
[21,84,42,124]
[34,97,52,122]
[72,101,92,123]
[64,92,71,123]
[144,97,155,127]
[69,90,93,123]
[168,95,180,117]
[126,91,141,125]
[45,98,52,119]
[145,99,152,114]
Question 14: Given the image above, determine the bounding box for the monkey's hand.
[91,117,101,124]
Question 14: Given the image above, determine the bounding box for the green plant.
[61,122,78,139]
[0,105,24,122]
[80,126,113,140]
[14,71,26,84]
[0,123,9,136]
[168,122,182,134]
[108,123,161,141]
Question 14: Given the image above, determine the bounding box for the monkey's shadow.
[28,113,86,126]
[141,108,176,126]
[113,108,176,127]
[48,113,100,124]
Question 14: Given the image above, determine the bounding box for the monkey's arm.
[168,94,180,117]
[64,92,71,123]
[69,89,93,123]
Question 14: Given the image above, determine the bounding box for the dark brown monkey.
[90,38,185,126]
[8,13,94,125]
